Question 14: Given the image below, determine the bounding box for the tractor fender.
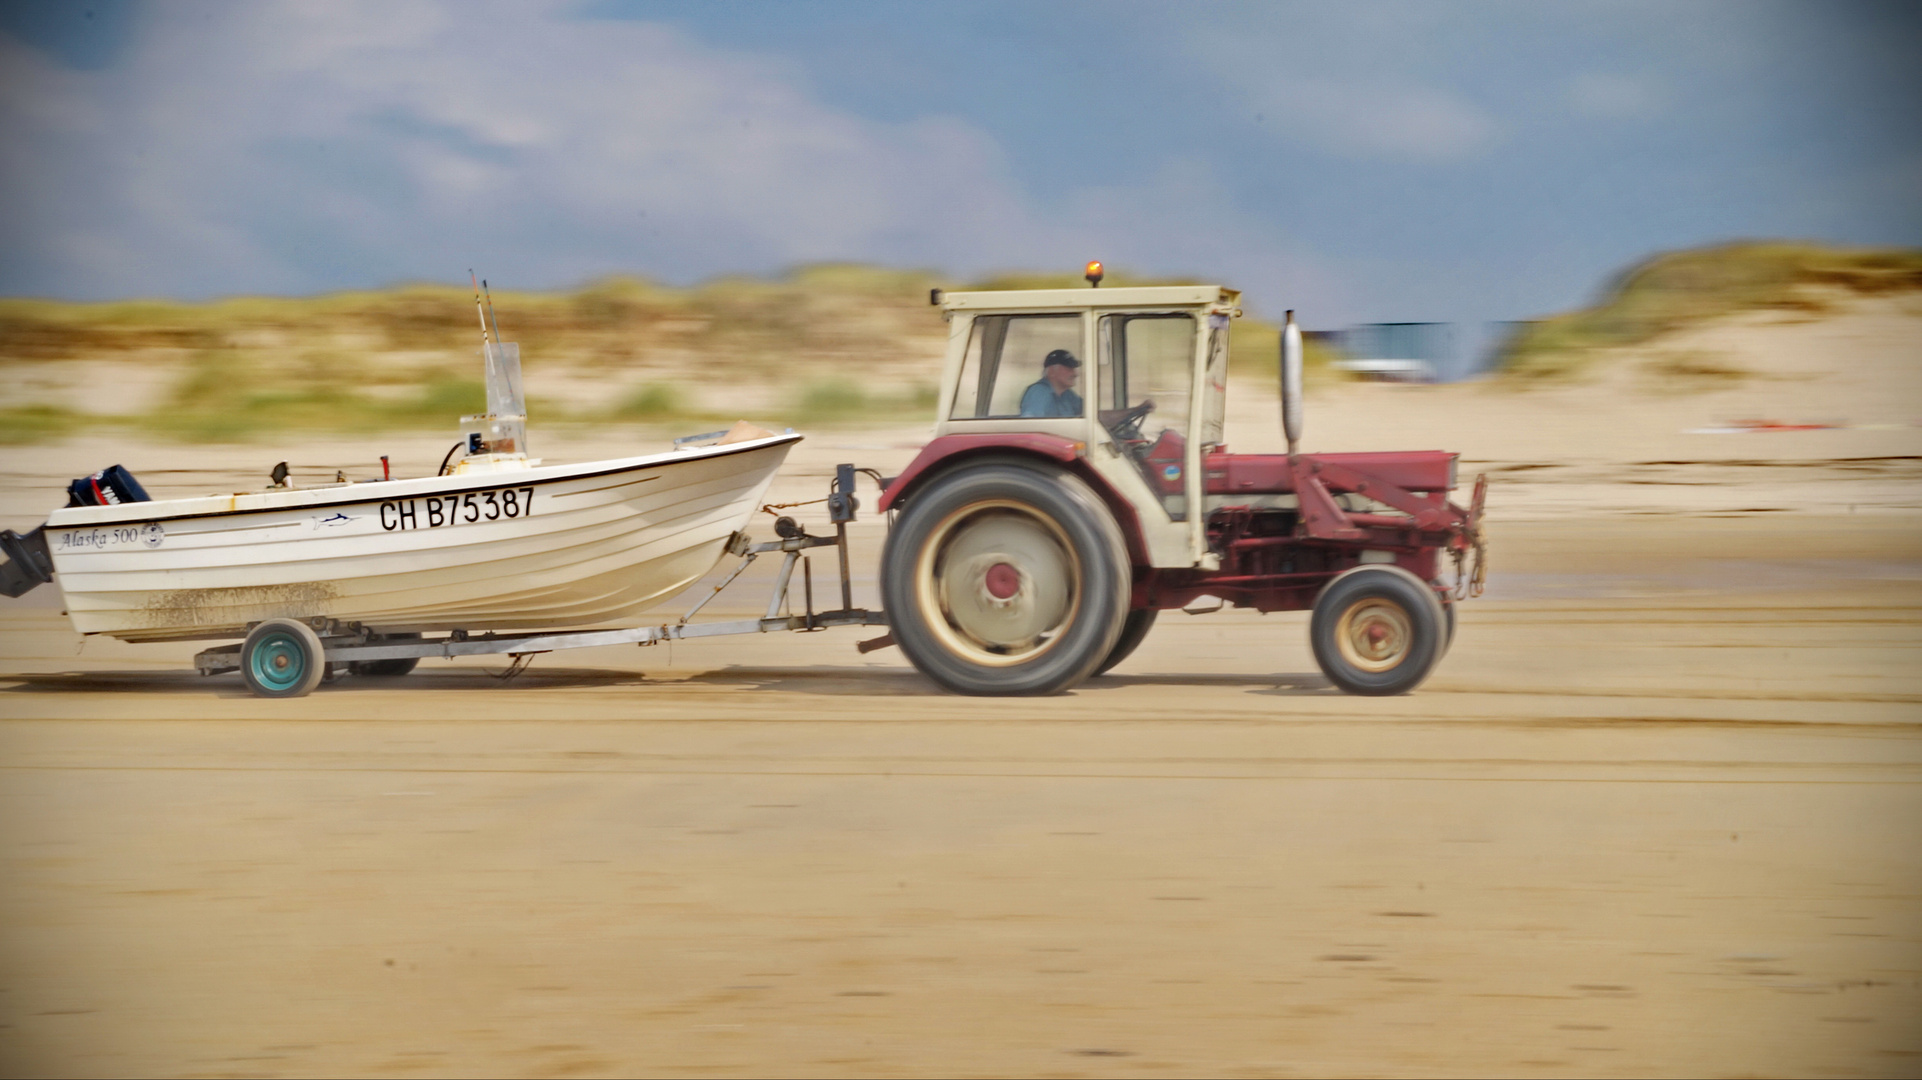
[878,434,1082,512]
[878,434,1150,566]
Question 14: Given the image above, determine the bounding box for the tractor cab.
[930,282,1239,570]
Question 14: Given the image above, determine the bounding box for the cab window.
[949,314,1084,419]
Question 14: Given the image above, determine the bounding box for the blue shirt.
[1019,380,1083,418]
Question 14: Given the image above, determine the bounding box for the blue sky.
[1,1,1916,325]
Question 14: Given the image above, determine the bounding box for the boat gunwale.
[45,432,803,528]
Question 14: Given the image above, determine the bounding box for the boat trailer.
[193,465,888,694]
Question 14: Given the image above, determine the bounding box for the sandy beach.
[1,298,1918,1076]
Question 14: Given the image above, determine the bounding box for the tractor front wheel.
[1310,566,1447,696]
[883,462,1130,695]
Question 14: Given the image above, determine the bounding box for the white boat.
[36,431,800,643]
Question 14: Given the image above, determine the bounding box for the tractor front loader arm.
[1289,454,1487,559]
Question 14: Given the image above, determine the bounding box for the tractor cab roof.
[938,284,1240,312]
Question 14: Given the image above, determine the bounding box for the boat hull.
[44,434,799,643]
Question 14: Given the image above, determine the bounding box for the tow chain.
[1453,527,1488,600]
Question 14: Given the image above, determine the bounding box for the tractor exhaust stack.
[1281,310,1303,455]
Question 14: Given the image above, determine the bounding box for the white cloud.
[0,1,1347,321]
[0,2,1067,297]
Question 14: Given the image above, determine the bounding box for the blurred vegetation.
[132,346,492,441]
[1635,348,1750,394]
[18,243,1908,443]
[608,382,685,421]
[3,261,1298,442]
[1225,318,1349,385]
[795,378,870,422]
[0,405,83,445]
[790,379,941,424]
[0,262,946,371]
[0,264,956,441]
[1500,242,1922,381]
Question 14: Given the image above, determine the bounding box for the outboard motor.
[2,464,154,598]
[65,464,151,507]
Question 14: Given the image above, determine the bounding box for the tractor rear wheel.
[1309,565,1446,696]
[883,462,1130,695]
[1095,608,1158,676]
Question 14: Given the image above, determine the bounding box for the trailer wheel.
[241,618,326,699]
[349,633,421,678]
[883,463,1129,695]
[1310,566,1446,696]
[1095,609,1158,676]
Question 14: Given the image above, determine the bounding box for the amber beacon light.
[1084,261,1104,287]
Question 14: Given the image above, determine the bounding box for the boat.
[1,285,802,643]
[33,432,798,643]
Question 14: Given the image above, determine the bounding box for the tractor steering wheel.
[1106,400,1156,446]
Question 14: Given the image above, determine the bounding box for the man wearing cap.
[1019,349,1083,418]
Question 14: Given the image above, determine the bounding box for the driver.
[1018,349,1083,418]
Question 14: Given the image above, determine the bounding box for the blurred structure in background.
[1314,322,1531,383]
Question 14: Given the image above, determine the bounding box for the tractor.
[873,266,1486,696]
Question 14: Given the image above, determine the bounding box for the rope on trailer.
[760,496,827,515]
[762,469,894,526]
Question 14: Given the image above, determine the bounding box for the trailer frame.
[193,525,887,681]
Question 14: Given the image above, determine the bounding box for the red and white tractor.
[873,268,1487,696]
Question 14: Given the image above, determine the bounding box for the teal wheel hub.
[248,631,309,693]
[240,618,325,698]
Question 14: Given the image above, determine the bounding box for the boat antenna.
[482,278,503,343]
[469,270,493,347]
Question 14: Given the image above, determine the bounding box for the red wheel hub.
[984,562,1020,600]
